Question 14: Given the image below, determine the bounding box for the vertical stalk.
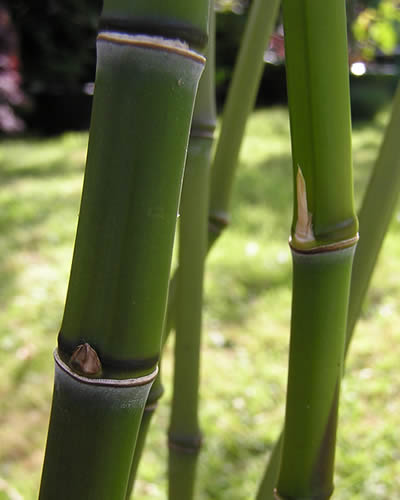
[346,81,400,351]
[168,8,217,499]
[165,0,281,337]
[39,1,209,498]
[275,2,358,499]
[208,0,281,245]
[256,81,400,500]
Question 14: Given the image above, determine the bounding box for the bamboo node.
[69,343,102,377]
[55,349,158,387]
[97,32,205,64]
[208,212,230,235]
[168,432,203,454]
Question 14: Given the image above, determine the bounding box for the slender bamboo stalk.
[274,2,358,499]
[167,10,216,498]
[256,79,400,500]
[167,132,211,500]
[208,0,281,245]
[39,1,209,498]
[165,0,282,337]
[346,80,400,352]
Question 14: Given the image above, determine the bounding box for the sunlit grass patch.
[1,107,399,499]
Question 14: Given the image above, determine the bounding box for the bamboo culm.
[39,1,209,498]
[167,7,216,500]
[165,0,282,341]
[274,1,358,499]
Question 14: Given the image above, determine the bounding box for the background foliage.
[4,0,400,131]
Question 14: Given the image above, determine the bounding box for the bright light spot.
[232,397,245,410]
[359,368,373,380]
[209,331,226,347]
[351,62,367,76]
[276,250,289,264]
[0,336,15,350]
[245,241,259,257]
[83,82,95,95]
[379,303,393,318]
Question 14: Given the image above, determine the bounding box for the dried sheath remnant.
[97,32,205,64]
[294,166,314,244]
[70,343,102,377]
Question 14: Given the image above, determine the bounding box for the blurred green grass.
[1,107,400,499]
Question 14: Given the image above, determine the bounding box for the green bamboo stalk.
[208,0,281,245]
[165,0,282,338]
[346,80,400,352]
[167,17,216,496]
[256,79,400,500]
[39,1,209,498]
[273,2,358,499]
[167,132,211,500]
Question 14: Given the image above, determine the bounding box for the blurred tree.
[9,0,102,93]
[352,0,400,58]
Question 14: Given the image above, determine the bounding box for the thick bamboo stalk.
[274,2,358,499]
[39,1,209,498]
[256,81,400,500]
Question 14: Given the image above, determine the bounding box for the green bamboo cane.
[256,79,400,500]
[167,127,212,500]
[125,7,217,496]
[208,0,281,245]
[273,2,358,499]
[167,12,217,499]
[39,1,209,498]
[165,0,281,339]
[346,80,400,353]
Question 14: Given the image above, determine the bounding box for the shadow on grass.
[0,134,85,317]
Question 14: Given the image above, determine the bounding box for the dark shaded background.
[3,0,400,134]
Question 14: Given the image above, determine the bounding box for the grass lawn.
[1,107,400,499]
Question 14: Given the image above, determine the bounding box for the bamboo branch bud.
[70,343,102,377]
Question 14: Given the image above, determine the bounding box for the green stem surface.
[166,0,281,338]
[40,1,209,497]
[208,0,281,243]
[346,81,400,351]
[275,2,358,499]
[167,10,216,497]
